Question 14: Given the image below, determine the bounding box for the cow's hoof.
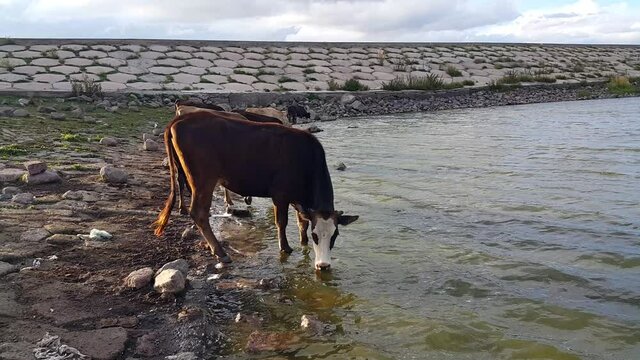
[280,247,293,255]
[217,254,233,264]
[244,197,252,205]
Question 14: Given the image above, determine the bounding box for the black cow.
[287,105,311,124]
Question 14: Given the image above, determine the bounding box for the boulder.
[0,261,19,277]
[100,165,128,184]
[100,137,118,146]
[335,162,346,171]
[124,267,154,289]
[22,170,61,185]
[161,157,170,168]
[152,128,162,136]
[300,315,336,335]
[63,190,99,202]
[12,192,34,204]
[12,109,30,117]
[62,327,128,360]
[17,98,30,107]
[155,259,189,277]
[37,106,56,113]
[143,139,159,151]
[0,168,25,182]
[24,160,47,175]
[2,186,20,195]
[46,234,79,245]
[306,125,323,133]
[154,269,186,294]
[50,112,66,120]
[340,93,356,104]
[0,106,16,116]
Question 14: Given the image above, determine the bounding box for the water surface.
[221,98,640,359]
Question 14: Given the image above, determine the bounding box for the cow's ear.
[338,214,359,226]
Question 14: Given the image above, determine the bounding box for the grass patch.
[164,75,174,83]
[577,89,591,99]
[70,74,102,97]
[555,75,568,80]
[382,74,444,91]
[69,163,92,171]
[256,69,275,76]
[327,79,340,91]
[0,58,14,71]
[303,68,315,74]
[445,65,462,77]
[278,76,296,83]
[462,79,475,86]
[0,144,27,157]
[0,37,15,45]
[496,70,557,85]
[233,69,251,75]
[607,76,638,95]
[60,132,86,142]
[341,78,369,91]
[42,49,59,59]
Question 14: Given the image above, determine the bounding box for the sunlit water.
[219,97,640,359]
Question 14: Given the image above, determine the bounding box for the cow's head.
[297,208,358,271]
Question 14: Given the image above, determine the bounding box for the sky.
[0,0,638,44]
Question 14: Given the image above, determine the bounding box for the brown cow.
[154,110,358,270]
[245,107,290,126]
[173,102,283,211]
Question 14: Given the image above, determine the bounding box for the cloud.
[0,0,638,43]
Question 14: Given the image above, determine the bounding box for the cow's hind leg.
[223,188,234,207]
[177,168,190,215]
[273,200,293,254]
[191,184,231,263]
[296,210,310,246]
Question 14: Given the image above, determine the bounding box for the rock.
[20,228,50,242]
[89,229,112,241]
[0,106,16,116]
[155,259,189,277]
[154,269,186,294]
[335,162,347,171]
[350,100,364,110]
[63,327,128,360]
[2,186,20,195]
[161,157,170,168]
[300,315,336,335]
[37,105,57,113]
[0,168,26,182]
[0,261,19,277]
[24,160,47,175]
[124,267,154,289]
[135,333,161,357]
[306,125,323,133]
[63,190,99,202]
[98,316,138,329]
[181,225,199,240]
[50,112,66,120]
[12,192,34,204]
[340,93,356,104]
[17,98,30,107]
[245,331,299,353]
[165,352,198,360]
[46,234,79,245]
[70,108,83,117]
[100,137,118,146]
[152,128,162,136]
[12,109,30,117]
[235,313,263,327]
[100,165,128,184]
[143,139,159,151]
[142,133,150,141]
[22,170,61,185]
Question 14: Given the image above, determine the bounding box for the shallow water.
[220,98,640,359]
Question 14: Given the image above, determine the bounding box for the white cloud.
[0,0,638,43]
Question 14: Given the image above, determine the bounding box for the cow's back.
[171,111,323,202]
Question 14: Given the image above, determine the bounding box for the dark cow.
[287,105,311,124]
[173,104,282,211]
[154,110,358,270]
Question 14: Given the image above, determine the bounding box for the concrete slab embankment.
[1,39,639,94]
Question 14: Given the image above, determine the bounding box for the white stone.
[12,66,45,75]
[179,66,206,75]
[100,165,128,184]
[154,269,186,294]
[97,57,126,67]
[222,83,254,92]
[79,50,107,58]
[158,58,186,67]
[149,66,179,75]
[22,170,61,185]
[12,50,41,59]
[86,66,114,74]
[65,58,94,66]
[208,67,233,75]
[166,51,191,59]
[0,168,26,182]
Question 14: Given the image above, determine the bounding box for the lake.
[220,97,640,359]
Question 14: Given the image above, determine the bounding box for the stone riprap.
[0,40,638,93]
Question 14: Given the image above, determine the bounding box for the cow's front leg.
[273,201,293,254]
[296,210,309,246]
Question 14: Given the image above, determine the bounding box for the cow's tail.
[153,124,179,236]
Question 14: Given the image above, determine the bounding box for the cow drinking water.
[154,110,358,271]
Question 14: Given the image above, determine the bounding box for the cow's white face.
[305,211,359,271]
[311,217,337,271]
